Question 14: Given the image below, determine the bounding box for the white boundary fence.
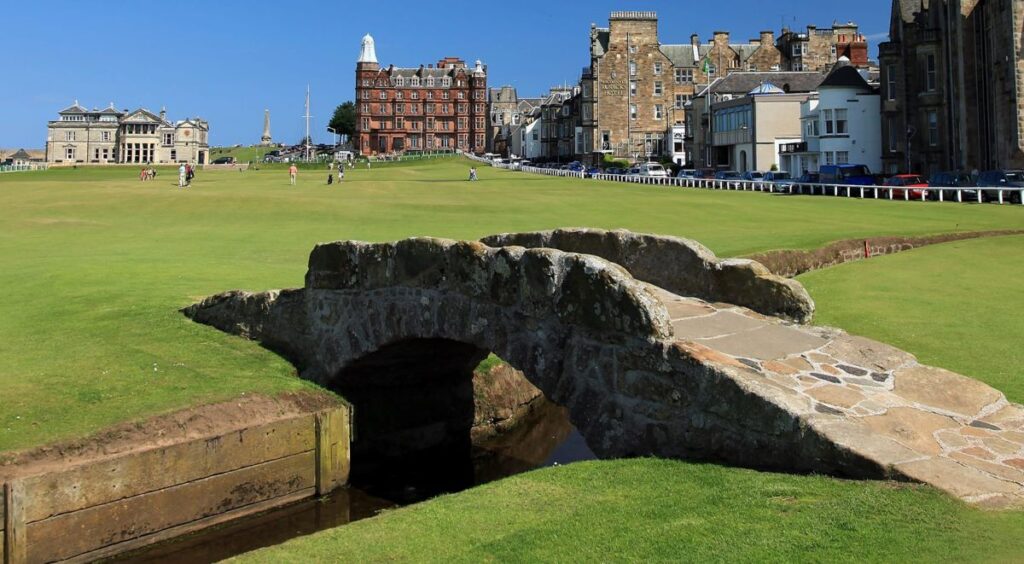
[459,152,1023,205]
[0,164,48,173]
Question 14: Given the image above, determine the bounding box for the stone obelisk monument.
[260,109,273,146]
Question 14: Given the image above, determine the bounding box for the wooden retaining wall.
[0,405,350,563]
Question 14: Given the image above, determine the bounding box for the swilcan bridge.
[185,228,1024,507]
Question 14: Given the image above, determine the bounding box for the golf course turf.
[2,157,1022,560]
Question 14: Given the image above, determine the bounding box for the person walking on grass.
[289,163,298,186]
[178,163,187,188]
[338,164,345,182]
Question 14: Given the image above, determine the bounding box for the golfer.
[289,163,298,185]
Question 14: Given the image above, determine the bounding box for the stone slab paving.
[654,286,1024,508]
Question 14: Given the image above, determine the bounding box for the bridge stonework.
[184,229,1024,507]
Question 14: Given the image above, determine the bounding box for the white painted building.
[520,118,542,159]
[781,60,880,175]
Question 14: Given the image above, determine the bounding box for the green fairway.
[0,157,1021,453]
[235,458,1024,563]
[800,235,1024,403]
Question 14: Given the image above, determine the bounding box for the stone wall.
[480,228,814,322]
[0,400,349,563]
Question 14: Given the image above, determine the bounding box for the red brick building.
[355,34,488,156]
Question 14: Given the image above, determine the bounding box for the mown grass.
[235,458,1024,563]
[800,235,1024,403]
[0,158,1020,453]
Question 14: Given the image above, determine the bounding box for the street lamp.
[326,127,339,147]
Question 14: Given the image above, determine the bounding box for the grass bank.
[235,458,1024,563]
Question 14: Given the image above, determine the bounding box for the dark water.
[111,400,594,563]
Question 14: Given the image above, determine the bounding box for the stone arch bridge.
[184,228,1024,507]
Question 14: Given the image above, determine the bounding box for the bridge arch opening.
[329,337,584,502]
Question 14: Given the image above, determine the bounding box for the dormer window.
[426,76,435,87]
[410,77,420,87]
[442,77,451,87]
[394,76,404,87]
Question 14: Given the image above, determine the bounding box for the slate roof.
[385,66,467,80]
[702,72,823,95]
[661,42,771,68]
[58,102,87,114]
[819,63,874,92]
[9,149,32,160]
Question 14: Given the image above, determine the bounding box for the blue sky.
[0,1,891,148]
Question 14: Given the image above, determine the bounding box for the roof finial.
[358,33,378,64]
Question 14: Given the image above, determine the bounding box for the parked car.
[742,171,766,181]
[819,164,875,187]
[675,169,698,179]
[976,170,1024,203]
[626,166,641,175]
[714,170,741,180]
[585,166,602,178]
[928,171,979,201]
[882,174,929,200]
[211,156,236,165]
[605,167,625,175]
[697,168,717,179]
[637,162,669,178]
[567,161,585,172]
[763,171,794,193]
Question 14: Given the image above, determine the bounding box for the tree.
[328,101,356,140]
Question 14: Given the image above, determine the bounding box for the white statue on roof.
[358,33,378,64]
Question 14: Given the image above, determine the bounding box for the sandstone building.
[879,0,1024,174]
[45,102,209,165]
[354,34,488,156]
[776,23,869,72]
[575,11,868,166]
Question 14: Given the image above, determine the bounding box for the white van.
[637,162,669,178]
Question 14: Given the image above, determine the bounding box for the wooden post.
[315,405,352,496]
[4,481,25,564]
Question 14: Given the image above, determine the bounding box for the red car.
[883,174,929,200]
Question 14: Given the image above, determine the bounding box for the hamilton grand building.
[354,34,488,156]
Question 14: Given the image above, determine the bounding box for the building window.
[654,105,663,120]
[427,117,435,130]
[396,117,404,129]
[426,103,435,113]
[396,103,404,114]
[824,151,834,165]
[836,151,849,164]
[458,117,467,129]
[925,54,936,92]
[362,79,369,87]
[887,116,898,152]
[927,111,938,145]
[442,77,451,87]
[362,90,370,100]
[629,44,637,54]
[458,92,465,100]
[886,64,897,101]
[101,131,111,141]
[822,109,834,135]
[630,104,637,120]
[394,76,404,87]
[629,60,637,76]
[65,131,75,141]
[675,94,691,109]
[411,91,419,100]
[361,117,370,129]
[427,91,434,100]
[835,109,848,134]
[793,63,804,72]
[442,91,450,100]
[674,68,693,84]
[361,103,369,113]
[653,81,663,96]
[411,77,420,87]
[707,64,717,76]
[395,91,404,100]
[426,77,435,87]
[630,81,637,96]
[654,62,662,75]
[170,149,176,161]
[163,133,173,146]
